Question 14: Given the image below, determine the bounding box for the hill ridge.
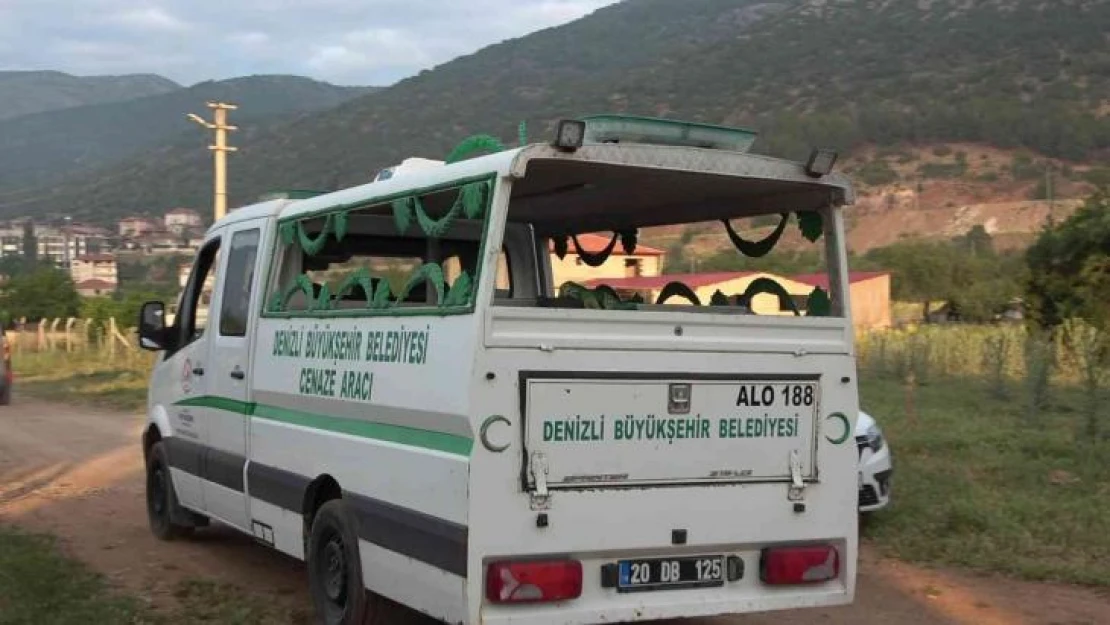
[1,0,1106,234]
[0,75,377,194]
[0,70,181,120]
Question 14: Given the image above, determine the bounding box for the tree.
[956,225,994,258]
[0,266,81,321]
[0,256,50,278]
[80,280,180,323]
[863,241,954,317]
[21,221,36,263]
[1025,188,1110,330]
[862,237,1022,322]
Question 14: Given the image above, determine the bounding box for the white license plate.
[617,555,724,592]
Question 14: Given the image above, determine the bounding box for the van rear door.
[523,371,819,490]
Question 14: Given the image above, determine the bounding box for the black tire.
[308,499,386,625]
[0,387,10,406]
[145,441,193,540]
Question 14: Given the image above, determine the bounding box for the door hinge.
[529,451,551,510]
[787,449,806,502]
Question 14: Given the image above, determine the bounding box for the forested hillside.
[0,71,180,120]
[2,0,1107,223]
[0,75,376,195]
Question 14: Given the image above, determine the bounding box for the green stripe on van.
[173,396,473,457]
[178,395,253,415]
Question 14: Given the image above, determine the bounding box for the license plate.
[617,555,724,592]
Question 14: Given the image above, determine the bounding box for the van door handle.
[192,366,205,376]
[230,369,245,380]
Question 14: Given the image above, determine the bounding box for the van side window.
[173,239,221,353]
[264,177,496,316]
[219,229,260,337]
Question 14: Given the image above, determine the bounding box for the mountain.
[2,0,1108,226]
[0,75,378,195]
[0,70,180,120]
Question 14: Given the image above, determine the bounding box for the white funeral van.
[138,115,861,625]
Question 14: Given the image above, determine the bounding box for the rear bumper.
[470,482,857,624]
[479,567,853,624]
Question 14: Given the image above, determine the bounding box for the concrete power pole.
[62,215,72,269]
[187,101,239,222]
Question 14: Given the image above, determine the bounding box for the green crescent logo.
[824,412,851,445]
[479,415,512,453]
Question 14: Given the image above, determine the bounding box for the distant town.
[0,208,206,297]
[0,209,899,329]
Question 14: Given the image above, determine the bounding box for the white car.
[856,411,892,512]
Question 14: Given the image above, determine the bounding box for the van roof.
[207,143,854,233]
[205,198,294,230]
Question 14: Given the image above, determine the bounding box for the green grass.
[13,350,151,411]
[0,525,308,625]
[171,580,312,625]
[860,375,1110,586]
[0,525,147,624]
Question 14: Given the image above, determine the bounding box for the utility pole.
[62,215,72,270]
[1045,164,1055,216]
[187,101,239,222]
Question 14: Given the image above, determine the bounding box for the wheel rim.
[324,537,347,602]
[148,463,167,520]
[316,528,350,620]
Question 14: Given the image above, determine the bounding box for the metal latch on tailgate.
[529,451,551,510]
[787,450,806,502]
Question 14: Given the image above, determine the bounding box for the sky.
[0,0,621,86]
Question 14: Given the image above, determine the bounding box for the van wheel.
[145,442,193,540]
[0,387,10,406]
[308,500,387,625]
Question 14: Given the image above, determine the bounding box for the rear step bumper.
[479,546,852,624]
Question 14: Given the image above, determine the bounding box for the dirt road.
[1,396,1107,625]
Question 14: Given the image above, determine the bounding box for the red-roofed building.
[70,253,118,289]
[582,271,756,292]
[550,233,666,287]
[75,279,116,297]
[165,208,204,234]
[584,270,891,328]
[788,272,891,328]
[788,271,890,291]
[119,216,159,238]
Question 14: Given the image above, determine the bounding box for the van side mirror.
[138,301,169,351]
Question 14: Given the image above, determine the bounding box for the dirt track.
[1,396,1107,624]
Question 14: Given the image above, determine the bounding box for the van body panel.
[145,136,860,624]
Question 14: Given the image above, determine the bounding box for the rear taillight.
[485,559,582,604]
[760,545,840,585]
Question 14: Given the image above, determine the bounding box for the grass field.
[859,374,1110,586]
[8,323,1110,592]
[13,350,152,411]
[0,526,142,624]
[0,526,309,625]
